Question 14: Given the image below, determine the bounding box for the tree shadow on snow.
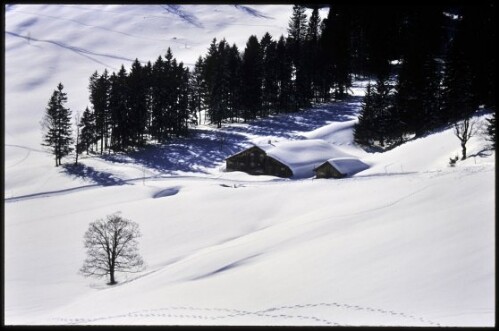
[101,129,249,174]
[93,97,362,175]
[223,96,362,139]
[62,163,127,186]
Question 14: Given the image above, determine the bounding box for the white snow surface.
[4,4,495,327]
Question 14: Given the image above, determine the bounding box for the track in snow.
[6,31,136,69]
[51,301,441,326]
[233,5,274,19]
[162,5,203,29]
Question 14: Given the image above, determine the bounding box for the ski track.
[4,167,461,204]
[50,301,441,326]
[233,5,274,19]
[6,31,137,69]
[5,144,47,169]
[162,5,203,29]
[6,148,30,169]
[12,10,180,44]
[5,144,47,153]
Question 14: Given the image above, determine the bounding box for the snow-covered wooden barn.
[225,139,350,178]
[313,157,369,179]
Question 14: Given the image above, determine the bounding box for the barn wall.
[314,163,344,179]
[226,147,293,178]
[265,157,293,178]
[226,146,267,175]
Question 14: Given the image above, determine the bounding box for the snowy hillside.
[4,4,495,327]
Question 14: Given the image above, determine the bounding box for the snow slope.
[5,4,296,146]
[5,143,495,326]
[4,4,495,327]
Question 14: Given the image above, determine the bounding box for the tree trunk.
[461,143,467,160]
[109,266,116,285]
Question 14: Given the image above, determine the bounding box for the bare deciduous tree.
[80,213,145,285]
[454,117,479,160]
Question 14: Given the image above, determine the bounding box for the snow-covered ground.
[4,4,495,327]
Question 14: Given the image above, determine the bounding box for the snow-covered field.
[4,4,495,326]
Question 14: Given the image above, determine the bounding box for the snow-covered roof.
[324,157,369,176]
[255,139,351,178]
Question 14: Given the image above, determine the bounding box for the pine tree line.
[42,5,496,165]
[78,50,192,155]
[73,5,353,155]
[354,4,496,149]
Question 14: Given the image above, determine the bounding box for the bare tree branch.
[453,116,479,160]
[80,213,145,285]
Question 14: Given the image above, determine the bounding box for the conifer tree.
[320,5,352,100]
[227,44,242,122]
[202,38,226,127]
[354,83,375,146]
[41,83,74,166]
[306,6,321,102]
[78,106,97,155]
[287,5,309,110]
[89,70,110,154]
[127,59,148,146]
[261,33,279,117]
[150,55,166,141]
[109,66,129,151]
[241,35,263,121]
[275,35,293,113]
[486,113,496,149]
[395,7,444,137]
[354,77,400,148]
[189,56,205,125]
[440,32,475,125]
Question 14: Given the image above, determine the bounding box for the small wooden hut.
[225,145,292,177]
[226,139,349,178]
[314,157,369,179]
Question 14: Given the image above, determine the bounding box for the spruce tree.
[354,77,400,148]
[287,5,309,110]
[261,33,279,117]
[354,83,375,146]
[241,35,263,121]
[78,106,97,155]
[109,66,129,151]
[189,56,205,125]
[486,112,496,150]
[151,55,166,141]
[41,83,74,166]
[202,38,227,127]
[127,59,148,146]
[227,44,242,122]
[395,7,444,137]
[89,70,110,154]
[441,31,475,125]
[275,35,293,113]
[306,7,321,102]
